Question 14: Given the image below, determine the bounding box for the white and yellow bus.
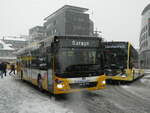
[103,41,144,83]
[16,36,106,94]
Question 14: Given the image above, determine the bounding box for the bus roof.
[16,36,102,55]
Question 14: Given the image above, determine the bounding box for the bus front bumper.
[54,76,106,94]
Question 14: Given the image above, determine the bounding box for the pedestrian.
[2,62,7,77]
[9,64,15,75]
[0,62,3,78]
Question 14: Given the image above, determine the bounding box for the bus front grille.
[69,82,97,89]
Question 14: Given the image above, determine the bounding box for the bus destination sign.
[72,40,89,47]
[105,45,126,49]
[59,38,99,48]
[105,42,127,49]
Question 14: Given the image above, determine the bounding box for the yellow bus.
[16,36,106,94]
[103,42,144,83]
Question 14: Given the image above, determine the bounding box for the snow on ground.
[121,85,150,101]
[0,74,73,113]
[140,73,150,86]
[1,71,150,113]
[18,99,73,113]
[121,72,150,100]
[144,69,150,74]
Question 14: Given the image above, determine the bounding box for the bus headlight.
[102,80,106,84]
[121,74,127,78]
[57,84,63,88]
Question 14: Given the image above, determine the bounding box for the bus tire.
[132,70,135,81]
[37,74,43,91]
[21,70,23,80]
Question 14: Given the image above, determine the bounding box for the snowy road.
[0,75,73,113]
[0,73,150,113]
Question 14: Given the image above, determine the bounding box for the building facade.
[44,5,93,37]
[0,36,28,62]
[140,3,150,68]
[2,36,28,51]
[29,26,46,42]
[0,40,16,62]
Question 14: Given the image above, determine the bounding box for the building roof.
[44,5,88,21]
[0,40,14,50]
[141,3,150,15]
[29,26,44,31]
[0,36,27,41]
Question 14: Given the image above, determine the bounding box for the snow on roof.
[3,37,27,41]
[0,57,16,60]
[0,40,14,50]
[0,36,27,41]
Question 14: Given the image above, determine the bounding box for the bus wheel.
[21,70,23,80]
[132,71,135,81]
[37,75,43,91]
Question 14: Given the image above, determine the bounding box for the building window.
[146,32,147,39]
[148,18,150,36]
[0,43,4,48]
[53,20,56,26]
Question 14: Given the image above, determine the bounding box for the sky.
[0,0,150,48]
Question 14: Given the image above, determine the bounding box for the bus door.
[47,54,53,91]
[27,55,32,82]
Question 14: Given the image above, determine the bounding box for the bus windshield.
[55,48,103,74]
[104,48,127,69]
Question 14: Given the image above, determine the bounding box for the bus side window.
[130,46,139,69]
[39,56,47,70]
[31,56,39,69]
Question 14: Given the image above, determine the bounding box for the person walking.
[9,64,15,75]
[2,62,7,77]
[0,62,3,78]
